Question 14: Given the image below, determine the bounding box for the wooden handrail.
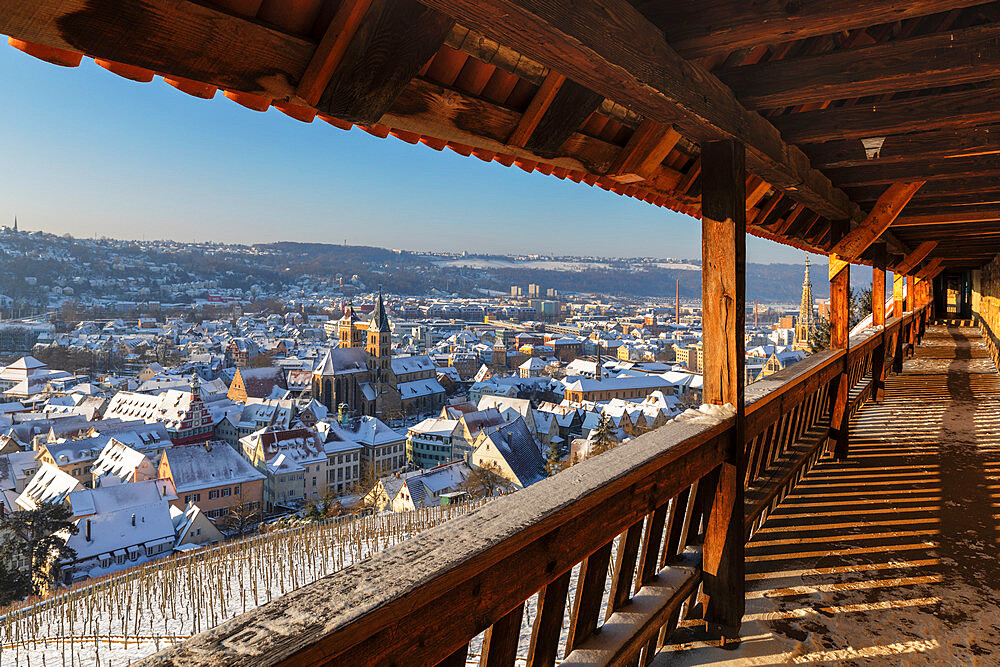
[144,415,732,666]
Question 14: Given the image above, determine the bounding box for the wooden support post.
[907,276,917,355]
[828,219,851,460]
[872,244,887,402]
[893,273,906,319]
[872,243,886,328]
[699,140,745,640]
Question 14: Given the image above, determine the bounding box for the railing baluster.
[565,540,614,656]
[663,487,691,563]
[608,519,645,617]
[480,602,525,667]
[636,505,668,590]
[526,570,571,667]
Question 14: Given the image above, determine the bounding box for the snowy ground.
[0,503,486,667]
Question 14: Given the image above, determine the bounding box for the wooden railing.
[142,307,928,667]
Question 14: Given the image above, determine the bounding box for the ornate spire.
[794,256,815,350]
[369,286,390,332]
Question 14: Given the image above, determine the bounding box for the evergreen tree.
[0,502,78,597]
[545,441,563,476]
[589,413,617,457]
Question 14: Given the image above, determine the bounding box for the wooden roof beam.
[317,0,455,124]
[829,181,924,277]
[804,125,1000,170]
[0,0,315,99]
[893,207,1000,227]
[777,85,1000,144]
[633,0,990,59]
[720,23,1000,110]
[826,154,1000,188]
[415,0,868,226]
[894,241,939,274]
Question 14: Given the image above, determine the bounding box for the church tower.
[366,287,392,373]
[337,300,363,348]
[794,257,815,351]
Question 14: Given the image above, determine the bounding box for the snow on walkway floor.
[655,324,1000,665]
[0,503,485,667]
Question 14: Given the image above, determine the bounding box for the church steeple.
[369,286,390,333]
[794,257,815,351]
[12,216,17,233]
[366,286,391,367]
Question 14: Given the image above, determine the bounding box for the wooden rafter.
[295,0,373,106]
[894,241,939,274]
[826,154,1000,188]
[829,181,924,276]
[719,23,1000,110]
[523,80,604,156]
[805,125,1000,169]
[915,257,945,280]
[607,120,682,184]
[635,0,990,58]
[893,208,1000,227]
[507,71,565,147]
[775,85,1000,145]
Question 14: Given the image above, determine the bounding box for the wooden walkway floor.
[657,324,1000,665]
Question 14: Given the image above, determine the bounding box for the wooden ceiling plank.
[720,22,1000,110]
[607,120,682,183]
[317,0,455,124]
[894,241,939,274]
[633,0,989,58]
[830,181,924,268]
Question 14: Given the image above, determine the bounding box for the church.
[312,290,446,420]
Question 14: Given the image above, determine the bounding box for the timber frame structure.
[4,0,1000,664]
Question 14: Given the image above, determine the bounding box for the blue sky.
[1,46,822,263]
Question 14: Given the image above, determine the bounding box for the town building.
[158,442,265,519]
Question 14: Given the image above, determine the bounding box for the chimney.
[131,513,136,527]
[86,518,92,541]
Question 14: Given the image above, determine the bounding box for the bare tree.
[463,461,516,498]
[220,502,262,536]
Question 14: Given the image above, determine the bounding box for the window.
[221,488,231,497]
[208,489,219,499]
[234,485,241,495]
[312,476,317,487]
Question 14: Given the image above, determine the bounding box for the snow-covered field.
[433,258,700,272]
[0,503,486,667]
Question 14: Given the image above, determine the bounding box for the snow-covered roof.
[16,463,83,510]
[163,443,265,492]
[390,355,436,375]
